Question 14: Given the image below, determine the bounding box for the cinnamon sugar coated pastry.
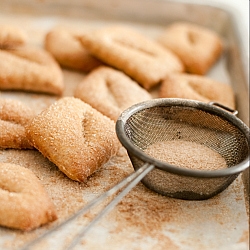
[0,98,35,149]
[26,97,120,182]
[0,163,57,231]
[0,25,27,49]
[75,66,152,120]
[0,25,64,95]
[157,22,223,75]
[45,28,102,72]
[0,45,64,95]
[79,26,184,89]
[159,73,235,109]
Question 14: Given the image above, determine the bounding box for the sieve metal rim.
[116,98,250,178]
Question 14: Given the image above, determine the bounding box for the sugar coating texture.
[145,140,227,171]
[143,140,228,195]
[157,22,223,75]
[79,25,184,89]
[0,98,35,149]
[26,97,120,182]
[0,24,27,48]
[0,162,57,231]
[75,66,152,121]
[0,25,64,95]
[45,27,102,72]
[159,73,235,109]
[0,46,64,95]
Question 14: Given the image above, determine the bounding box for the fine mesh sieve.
[116,98,250,200]
[21,98,250,250]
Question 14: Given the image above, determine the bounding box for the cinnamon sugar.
[141,140,228,196]
[145,140,227,171]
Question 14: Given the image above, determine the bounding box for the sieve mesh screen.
[125,106,248,167]
[123,105,249,199]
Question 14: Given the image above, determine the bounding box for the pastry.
[26,97,120,182]
[159,73,235,109]
[0,162,57,231]
[0,98,35,149]
[0,25,27,49]
[0,45,64,95]
[45,28,102,72]
[157,22,223,75]
[0,25,64,95]
[79,26,184,89]
[74,66,152,120]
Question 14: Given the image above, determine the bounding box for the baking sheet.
[0,0,249,249]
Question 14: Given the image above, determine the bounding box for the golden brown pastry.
[0,98,35,149]
[0,25,64,95]
[79,25,184,89]
[26,97,120,182]
[45,27,102,72]
[0,45,64,95]
[0,25,27,49]
[157,22,223,75]
[159,73,235,109]
[0,163,57,231]
[74,66,152,121]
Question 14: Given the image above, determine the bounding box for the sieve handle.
[209,102,238,116]
[21,163,155,250]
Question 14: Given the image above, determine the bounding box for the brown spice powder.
[140,140,228,196]
[144,140,227,171]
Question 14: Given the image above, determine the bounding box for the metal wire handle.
[21,163,154,250]
[208,101,238,116]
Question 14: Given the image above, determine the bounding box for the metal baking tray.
[0,0,249,249]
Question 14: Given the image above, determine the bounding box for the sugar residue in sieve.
[143,140,228,196]
[144,140,227,171]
